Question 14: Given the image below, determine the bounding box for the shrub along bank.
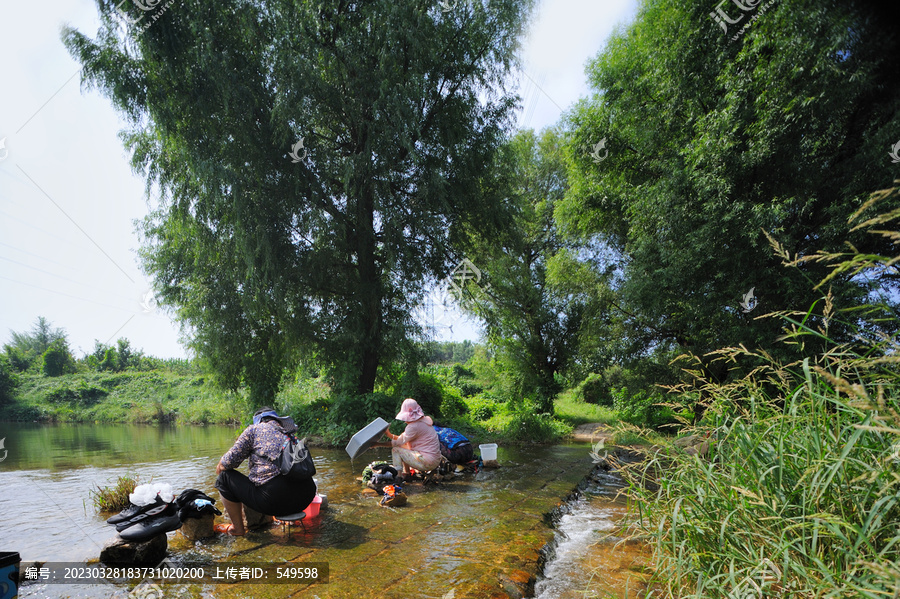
[0,359,669,446]
[1,336,678,445]
[5,371,245,425]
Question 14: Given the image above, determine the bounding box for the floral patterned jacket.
[220,421,287,485]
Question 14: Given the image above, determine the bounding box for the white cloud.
[516,0,637,131]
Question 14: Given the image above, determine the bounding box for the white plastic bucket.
[479,443,498,462]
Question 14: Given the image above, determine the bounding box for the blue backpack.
[433,426,470,449]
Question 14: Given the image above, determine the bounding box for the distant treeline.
[422,340,478,364]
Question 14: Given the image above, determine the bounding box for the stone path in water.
[168,444,597,599]
[571,422,613,444]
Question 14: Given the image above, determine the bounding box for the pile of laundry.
[361,462,408,507]
[361,462,398,491]
[106,483,221,542]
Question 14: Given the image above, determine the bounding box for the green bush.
[329,392,399,432]
[0,355,20,404]
[471,404,493,421]
[46,379,109,406]
[5,346,33,372]
[503,405,571,443]
[449,363,475,384]
[399,372,445,418]
[459,381,482,397]
[577,373,611,405]
[41,339,76,377]
[613,389,675,429]
[465,393,501,421]
[440,387,467,419]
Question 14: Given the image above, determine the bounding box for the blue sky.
[0,0,637,359]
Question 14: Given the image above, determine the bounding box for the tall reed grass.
[623,183,900,598]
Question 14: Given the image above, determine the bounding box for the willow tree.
[63,0,529,402]
[460,129,583,412]
[560,0,900,389]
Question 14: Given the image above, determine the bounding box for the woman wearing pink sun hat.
[381,398,442,481]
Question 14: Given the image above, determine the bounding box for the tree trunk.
[355,181,382,396]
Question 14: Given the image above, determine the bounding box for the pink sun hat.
[396,398,425,422]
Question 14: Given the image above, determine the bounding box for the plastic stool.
[274,511,307,533]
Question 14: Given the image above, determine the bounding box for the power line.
[16,165,136,284]
[0,274,136,314]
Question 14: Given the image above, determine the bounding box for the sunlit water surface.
[0,422,651,598]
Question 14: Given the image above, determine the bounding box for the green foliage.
[8,316,66,355]
[559,0,900,395]
[449,363,475,384]
[8,370,242,425]
[553,387,619,427]
[612,389,675,430]
[461,129,583,411]
[502,404,571,443]
[440,387,467,419]
[329,392,400,434]
[5,346,31,373]
[5,316,68,373]
[63,0,532,401]
[100,348,118,372]
[423,341,479,365]
[458,381,483,398]
[470,404,493,421]
[41,338,76,377]
[0,354,20,404]
[399,372,446,419]
[626,360,900,597]
[576,373,610,406]
[46,380,108,406]
[86,338,143,373]
[90,475,139,512]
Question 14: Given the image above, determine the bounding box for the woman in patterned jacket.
[214,407,316,536]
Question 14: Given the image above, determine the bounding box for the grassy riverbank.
[627,357,900,597]
[612,189,900,598]
[621,328,900,597]
[5,370,246,425]
[0,367,646,446]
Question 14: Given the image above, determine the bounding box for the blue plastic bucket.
[0,552,19,599]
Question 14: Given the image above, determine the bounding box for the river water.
[534,467,653,599]
[0,423,651,598]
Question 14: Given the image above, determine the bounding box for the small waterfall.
[533,454,652,599]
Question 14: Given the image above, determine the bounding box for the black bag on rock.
[280,434,316,480]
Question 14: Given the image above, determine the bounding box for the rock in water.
[100,534,166,566]
[180,513,215,541]
[243,506,273,529]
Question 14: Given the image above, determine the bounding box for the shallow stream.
[0,423,651,598]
